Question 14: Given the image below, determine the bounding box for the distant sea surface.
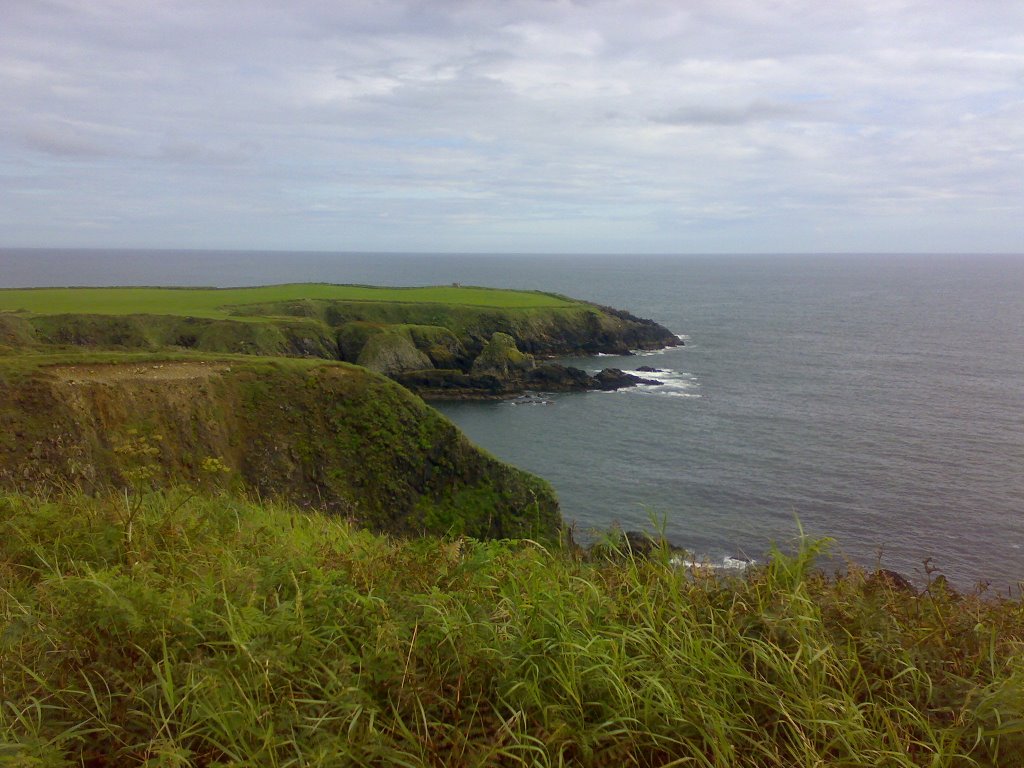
[3,249,1023,589]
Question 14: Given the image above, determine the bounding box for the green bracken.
[1,489,1022,767]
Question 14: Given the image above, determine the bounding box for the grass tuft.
[2,489,1022,766]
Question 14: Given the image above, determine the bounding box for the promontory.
[0,283,680,397]
[0,283,680,538]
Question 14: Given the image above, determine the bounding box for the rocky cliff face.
[0,360,560,540]
[355,330,433,375]
[346,318,675,398]
[471,332,535,377]
[10,299,678,360]
[317,301,679,360]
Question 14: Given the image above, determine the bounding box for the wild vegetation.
[0,357,558,540]
[2,488,1022,767]
[3,284,1021,766]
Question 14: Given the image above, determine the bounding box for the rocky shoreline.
[382,323,679,400]
[398,363,665,400]
[0,284,683,400]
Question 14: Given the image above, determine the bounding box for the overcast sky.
[2,0,1022,254]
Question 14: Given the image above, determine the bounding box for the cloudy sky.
[2,0,1022,253]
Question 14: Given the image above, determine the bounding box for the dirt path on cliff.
[46,361,233,382]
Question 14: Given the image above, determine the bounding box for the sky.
[2,0,1023,254]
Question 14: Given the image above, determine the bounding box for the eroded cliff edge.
[0,358,560,540]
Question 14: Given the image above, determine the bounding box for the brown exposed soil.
[45,361,233,382]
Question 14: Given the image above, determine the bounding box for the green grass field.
[0,283,577,318]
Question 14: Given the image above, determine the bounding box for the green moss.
[335,320,383,360]
[338,322,468,370]
[403,324,468,368]
[354,329,433,375]
[471,331,534,376]
[416,474,555,540]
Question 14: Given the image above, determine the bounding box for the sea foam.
[624,368,701,398]
[671,553,757,571]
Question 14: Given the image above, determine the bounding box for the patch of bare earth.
[46,361,233,383]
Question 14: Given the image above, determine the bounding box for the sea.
[3,249,1023,590]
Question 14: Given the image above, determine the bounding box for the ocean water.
[3,249,1023,589]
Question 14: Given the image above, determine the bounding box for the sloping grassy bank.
[2,490,1022,767]
[0,357,559,540]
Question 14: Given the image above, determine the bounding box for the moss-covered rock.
[356,330,433,375]
[405,324,469,369]
[1,285,680,362]
[336,321,381,361]
[471,332,534,377]
[338,322,468,371]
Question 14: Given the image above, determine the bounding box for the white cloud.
[0,0,1022,252]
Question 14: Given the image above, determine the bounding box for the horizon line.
[2,246,1023,258]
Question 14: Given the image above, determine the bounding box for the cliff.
[0,358,559,540]
[0,284,680,397]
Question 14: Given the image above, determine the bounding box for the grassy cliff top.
[2,489,1022,767]
[0,282,679,364]
[0,283,579,319]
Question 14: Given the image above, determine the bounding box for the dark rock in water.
[592,304,682,351]
[593,368,663,390]
[636,365,663,373]
[868,569,916,593]
[525,363,593,389]
[511,393,553,406]
[594,368,630,390]
[587,529,686,560]
[402,362,662,399]
[519,364,662,394]
[624,530,660,556]
[393,368,506,398]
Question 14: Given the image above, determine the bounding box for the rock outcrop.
[471,332,535,377]
[394,363,662,399]
[356,330,433,375]
[592,368,662,390]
